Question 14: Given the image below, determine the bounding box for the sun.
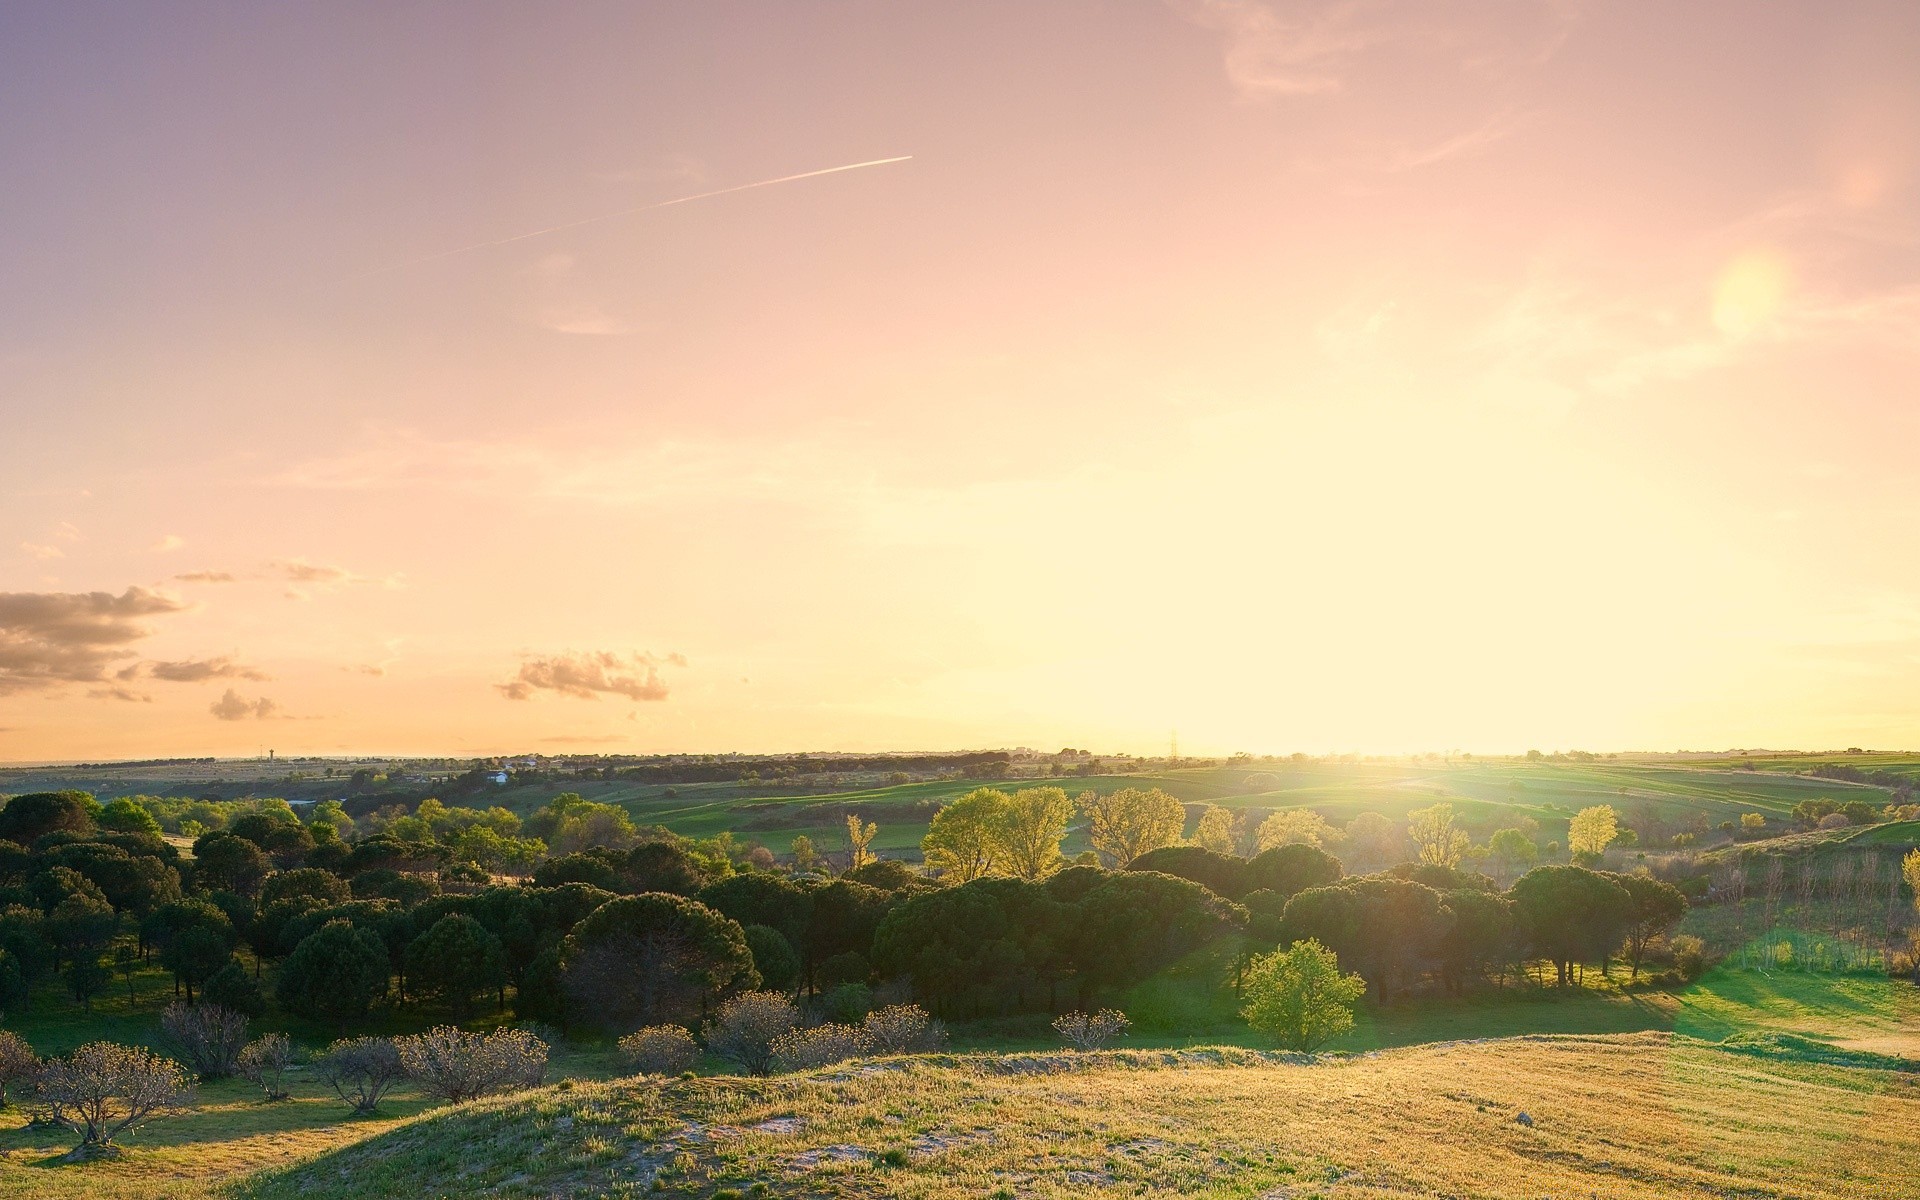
[1712,251,1790,338]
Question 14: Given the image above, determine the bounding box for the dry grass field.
[228,1033,1920,1200]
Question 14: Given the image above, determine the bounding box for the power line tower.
[1170,729,1178,762]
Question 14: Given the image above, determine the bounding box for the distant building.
[484,770,509,785]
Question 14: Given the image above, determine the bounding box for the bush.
[236,1033,293,1101]
[769,1022,868,1073]
[395,1026,548,1104]
[313,1037,404,1114]
[0,1030,39,1107]
[36,1042,193,1151]
[860,1004,947,1055]
[1053,1009,1129,1051]
[158,1002,250,1079]
[820,981,873,1024]
[1671,934,1708,982]
[1239,939,1365,1052]
[703,991,799,1076]
[617,1025,699,1076]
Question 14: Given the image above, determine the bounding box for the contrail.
[357,155,912,278]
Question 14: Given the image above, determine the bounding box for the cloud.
[88,686,152,703]
[1172,0,1581,99]
[152,534,186,552]
[0,587,186,694]
[174,570,237,584]
[19,542,63,560]
[210,689,280,720]
[145,656,271,683]
[272,559,403,590]
[529,254,628,336]
[498,650,682,702]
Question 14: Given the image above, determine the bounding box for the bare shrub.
[236,1033,294,1101]
[395,1026,548,1104]
[616,1025,698,1076]
[314,1036,404,1114]
[703,991,799,1076]
[1670,934,1709,982]
[0,1031,39,1107]
[860,1003,948,1055]
[36,1042,193,1153]
[1053,1009,1130,1051]
[159,1002,250,1079]
[769,1022,869,1073]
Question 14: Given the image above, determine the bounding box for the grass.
[229,1033,1920,1200]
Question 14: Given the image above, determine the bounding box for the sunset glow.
[4,1,1920,759]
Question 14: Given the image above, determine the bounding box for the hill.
[235,1033,1919,1200]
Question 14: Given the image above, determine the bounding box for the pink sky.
[4,1,1920,759]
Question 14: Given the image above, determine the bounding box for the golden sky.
[4,1,1920,759]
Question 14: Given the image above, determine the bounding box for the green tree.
[1081,787,1184,868]
[1256,809,1335,850]
[843,814,878,873]
[1567,806,1618,865]
[276,919,391,1028]
[98,798,162,836]
[921,789,1010,882]
[406,914,506,1018]
[1407,804,1468,867]
[1509,866,1633,986]
[559,893,756,1030]
[1487,828,1538,879]
[997,787,1073,880]
[1190,804,1235,855]
[1240,939,1366,1052]
[1604,872,1688,979]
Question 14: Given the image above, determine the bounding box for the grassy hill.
[230,1032,1920,1200]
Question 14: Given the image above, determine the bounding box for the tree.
[259,867,350,910]
[788,835,819,873]
[190,832,271,897]
[147,900,236,1003]
[67,952,110,1012]
[703,991,799,1076]
[921,788,1010,882]
[1408,804,1468,867]
[0,1031,38,1106]
[997,787,1073,880]
[1568,806,1618,865]
[1128,845,1251,900]
[1342,812,1402,869]
[0,791,96,844]
[395,1026,547,1104]
[276,919,390,1027]
[1509,866,1633,986]
[405,914,506,1019]
[1487,828,1538,880]
[1256,809,1335,851]
[1244,843,1343,902]
[1081,787,1184,868]
[1277,877,1451,1002]
[98,798,162,837]
[1902,850,1920,916]
[1604,872,1688,979]
[1191,805,1236,855]
[202,960,266,1017]
[1240,939,1366,1052]
[743,924,801,992]
[843,814,878,873]
[313,1037,404,1114]
[36,1042,192,1154]
[560,894,756,1030]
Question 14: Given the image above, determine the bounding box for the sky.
[3,0,1920,761]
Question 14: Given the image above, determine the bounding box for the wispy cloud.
[19,542,63,561]
[174,570,237,584]
[144,656,271,683]
[498,650,684,702]
[152,534,186,552]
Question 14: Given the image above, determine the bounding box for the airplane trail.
[359,155,913,277]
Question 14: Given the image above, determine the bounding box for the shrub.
[158,1002,250,1079]
[1817,813,1852,830]
[395,1026,548,1104]
[0,1030,39,1106]
[821,981,873,1024]
[617,1025,699,1076]
[1239,939,1366,1052]
[1671,934,1708,982]
[313,1037,404,1114]
[1053,1009,1129,1051]
[860,1003,947,1055]
[770,1022,869,1073]
[36,1042,192,1151]
[703,991,799,1076]
[236,1033,293,1101]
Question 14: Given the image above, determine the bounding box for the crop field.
[225,1032,1920,1200]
